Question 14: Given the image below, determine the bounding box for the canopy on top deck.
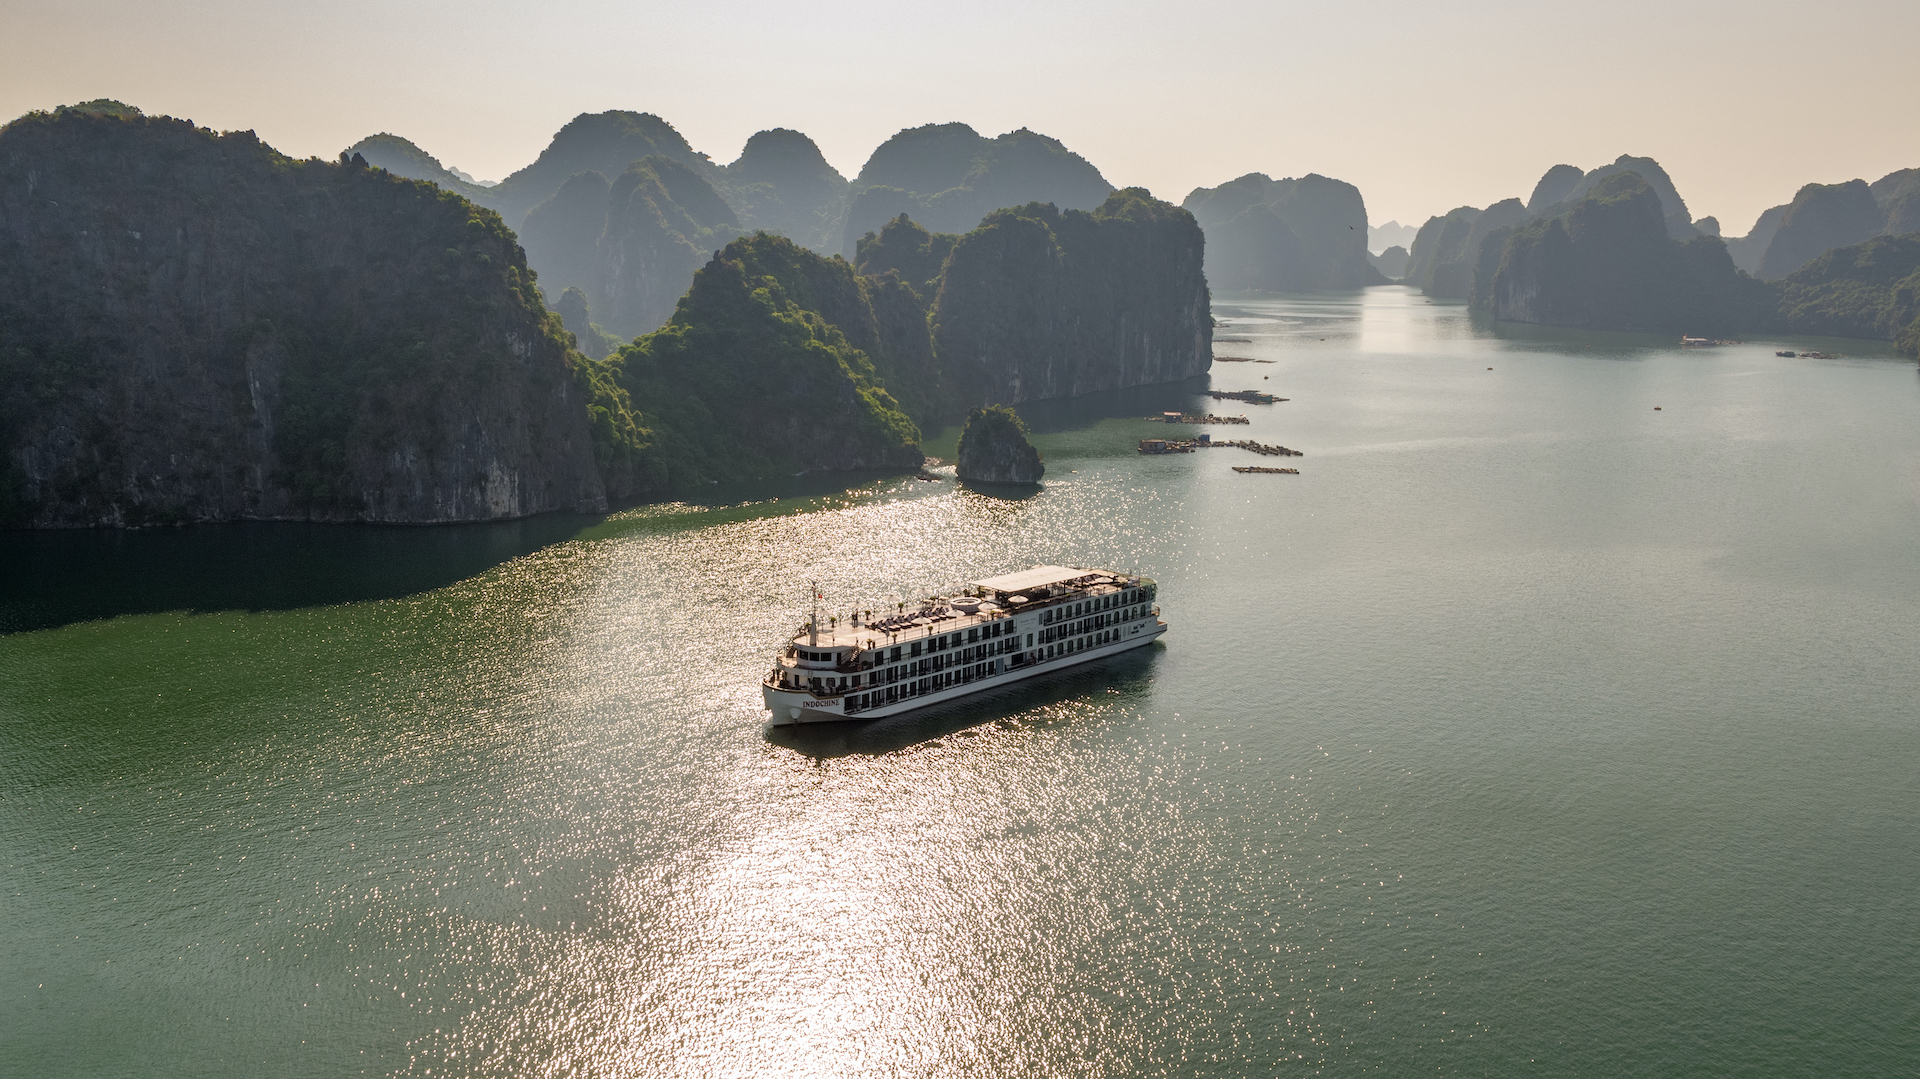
[971,565,1101,595]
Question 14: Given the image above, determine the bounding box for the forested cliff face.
[0,107,607,528]
[1773,235,1920,353]
[1182,172,1385,291]
[599,236,924,491]
[932,190,1211,405]
[619,190,1209,468]
[595,158,740,337]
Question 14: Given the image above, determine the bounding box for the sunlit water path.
[5,288,1918,1077]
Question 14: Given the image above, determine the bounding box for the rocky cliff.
[1485,173,1771,334]
[1405,198,1528,298]
[956,406,1042,484]
[854,213,960,298]
[1756,180,1892,280]
[1183,172,1385,291]
[841,124,1112,257]
[1873,169,1920,237]
[1723,167,1919,279]
[0,106,608,527]
[1526,165,1584,212]
[1540,156,1700,239]
[932,190,1211,405]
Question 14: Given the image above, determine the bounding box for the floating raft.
[1233,466,1299,474]
[1214,356,1277,364]
[1207,389,1287,404]
[1141,437,1305,457]
[1220,440,1304,457]
[1156,412,1250,424]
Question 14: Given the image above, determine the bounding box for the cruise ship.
[762,566,1165,725]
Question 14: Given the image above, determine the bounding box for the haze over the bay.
[3,0,1914,233]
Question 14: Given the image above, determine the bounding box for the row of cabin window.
[870,620,1009,664]
[865,636,1026,686]
[1041,588,1143,625]
[1043,604,1146,641]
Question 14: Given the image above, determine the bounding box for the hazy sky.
[4,0,1914,232]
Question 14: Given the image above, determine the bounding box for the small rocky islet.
[955,406,1044,484]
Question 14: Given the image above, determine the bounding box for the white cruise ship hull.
[763,618,1166,725]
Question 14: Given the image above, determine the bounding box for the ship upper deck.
[787,567,1155,653]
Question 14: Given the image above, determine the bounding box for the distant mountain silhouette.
[1724,167,1920,278]
[1526,165,1583,213]
[1183,172,1385,291]
[1370,245,1409,279]
[723,128,848,251]
[518,156,741,339]
[342,133,493,200]
[1367,220,1418,255]
[1757,180,1886,280]
[841,124,1112,257]
[484,111,714,226]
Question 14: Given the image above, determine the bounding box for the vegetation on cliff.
[600,237,924,490]
[602,190,1210,480]
[840,124,1112,256]
[555,287,625,360]
[0,106,609,527]
[1183,172,1385,291]
[854,214,959,298]
[1772,235,1920,352]
[956,406,1043,484]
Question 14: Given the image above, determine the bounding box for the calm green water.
[5,287,1919,1077]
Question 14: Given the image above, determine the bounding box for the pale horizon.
[4,0,1914,236]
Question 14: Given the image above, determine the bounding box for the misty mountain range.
[345,111,1389,343]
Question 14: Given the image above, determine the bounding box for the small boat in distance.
[762,566,1165,725]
